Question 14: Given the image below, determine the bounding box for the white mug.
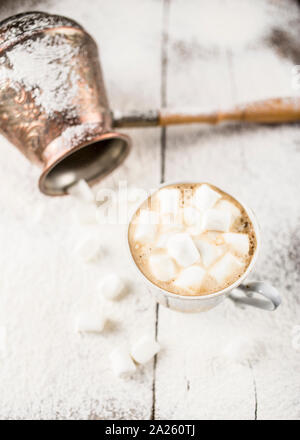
[127,181,281,313]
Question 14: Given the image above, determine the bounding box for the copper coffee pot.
[0,11,299,196]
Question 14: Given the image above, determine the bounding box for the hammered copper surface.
[0,11,130,196]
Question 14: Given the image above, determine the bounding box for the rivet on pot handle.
[228,281,281,311]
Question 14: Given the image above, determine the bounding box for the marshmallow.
[187,223,203,237]
[195,239,223,267]
[216,199,241,224]
[155,233,170,249]
[75,310,106,333]
[174,266,205,291]
[75,204,98,224]
[160,221,184,234]
[167,233,200,267]
[193,184,221,211]
[98,273,126,300]
[202,209,231,232]
[209,252,244,284]
[223,233,249,256]
[110,346,136,377]
[131,336,160,364]
[157,188,180,215]
[67,179,95,203]
[0,326,6,359]
[134,209,158,243]
[205,231,224,244]
[183,206,202,226]
[148,254,177,282]
[76,235,101,262]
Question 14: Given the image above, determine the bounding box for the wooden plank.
[0,0,162,419]
[154,0,300,419]
[228,0,300,420]
[154,0,254,420]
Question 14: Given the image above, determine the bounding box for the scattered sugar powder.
[0,0,299,421]
[0,11,81,50]
[0,33,80,117]
[59,123,100,148]
[0,176,155,419]
[169,0,293,52]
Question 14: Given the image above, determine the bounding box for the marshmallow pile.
[131,184,251,294]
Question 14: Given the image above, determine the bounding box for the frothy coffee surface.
[128,183,256,297]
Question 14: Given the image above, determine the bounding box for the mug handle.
[228,281,281,311]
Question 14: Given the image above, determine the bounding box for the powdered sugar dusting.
[169,0,282,52]
[0,33,80,117]
[0,11,81,50]
[59,123,100,147]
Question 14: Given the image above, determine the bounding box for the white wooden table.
[0,0,299,420]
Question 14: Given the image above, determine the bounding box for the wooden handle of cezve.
[112,97,300,128]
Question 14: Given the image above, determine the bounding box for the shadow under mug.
[127,181,281,313]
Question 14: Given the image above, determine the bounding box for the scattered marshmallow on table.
[193,184,221,211]
[223,233,249,256]
[0,326,7,359]
[131,336,160,364]
[75,310,107,333]
[67,179,95,203]
[167,233,200,267]
[209,252,244,284]
[76,235,101,262]
[194,239,223,267]
[174,266,205,291]
[110,346,136,377]
[98,273,126,300]
[157,188,180,215]
[134,209,158,243]
[149,254,177,282]
[202,208,231,232]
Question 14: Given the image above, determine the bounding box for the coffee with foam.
[128,183,256,297]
